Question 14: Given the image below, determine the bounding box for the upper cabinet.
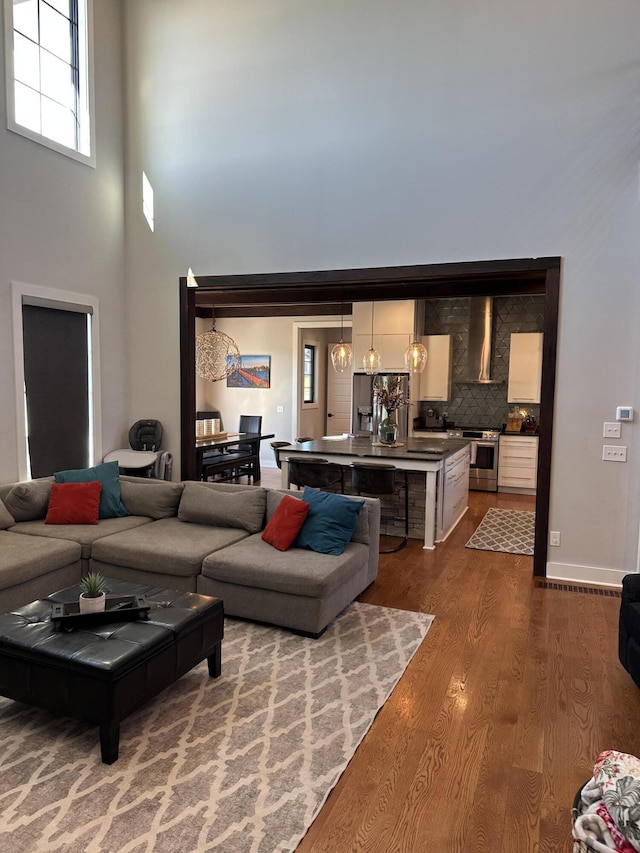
[352,300,415,372]
[507,333,543,404]
[418,335,452,401]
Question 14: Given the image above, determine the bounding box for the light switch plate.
[603,422,621,438]
[603,445,627,462]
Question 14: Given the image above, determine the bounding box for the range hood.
[466,296,500,383]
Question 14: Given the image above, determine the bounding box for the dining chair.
[230,415,263,482]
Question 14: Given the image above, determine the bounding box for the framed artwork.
[226,355,271,388]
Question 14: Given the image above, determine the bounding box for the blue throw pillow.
[294,487,364,556]
[54,461,129,520]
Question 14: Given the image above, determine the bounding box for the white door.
[326,349,352,435]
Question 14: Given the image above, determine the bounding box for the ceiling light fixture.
[330,302,353,373]
[195,306,241,382]
[363,302,381,375]
[404,303,428,374]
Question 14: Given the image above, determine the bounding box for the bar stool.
[270,441,291,469]
[350,462,408,553]
[285,457,344,493]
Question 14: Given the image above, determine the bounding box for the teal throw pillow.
[294,487,364,556]
[55,461,129,520]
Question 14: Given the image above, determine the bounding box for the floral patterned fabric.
[573,751,640,853]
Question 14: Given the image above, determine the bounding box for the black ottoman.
[0,578,224,763]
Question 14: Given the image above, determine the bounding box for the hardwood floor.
[256,468,639,852]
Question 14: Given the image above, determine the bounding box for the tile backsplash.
[419,295,544,429]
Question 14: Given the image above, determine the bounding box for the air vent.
[535,580,620,598]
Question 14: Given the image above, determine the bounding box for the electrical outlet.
[603,422,621,439]
[276,405,284,413]
[603,445,627,462]
[549,531,560,547]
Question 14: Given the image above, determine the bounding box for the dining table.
[195,432,275,483]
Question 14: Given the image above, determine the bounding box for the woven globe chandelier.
[196,309,241,382]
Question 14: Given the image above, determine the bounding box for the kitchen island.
[280,435,471,549]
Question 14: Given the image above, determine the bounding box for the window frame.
[302,340,319,409]
[3,0,95,167]
[11,280,102,480]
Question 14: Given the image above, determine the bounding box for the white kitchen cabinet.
[352,300,415,335]
[418,335,452,401]
[352,300,415,371]
[438,445,470,540]
[498,434,538,493]
[507,333,543,404]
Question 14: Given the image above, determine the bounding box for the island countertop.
[285,435,470,463]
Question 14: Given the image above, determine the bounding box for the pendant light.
[195,305,242,382]
[330,303,353,373]
[404,304,428,374]
[363,302,381,374]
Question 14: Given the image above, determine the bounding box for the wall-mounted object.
[226,355,271,388]
[616,406,634,422]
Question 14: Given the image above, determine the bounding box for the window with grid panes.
[303,344,316,404]
[5,0,93,163]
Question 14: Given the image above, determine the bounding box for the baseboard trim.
[546,560,626,588]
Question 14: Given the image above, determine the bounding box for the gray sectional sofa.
[0,475,380,637]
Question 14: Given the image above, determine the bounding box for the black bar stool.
[285,457,344,493]
[350,462,408,553]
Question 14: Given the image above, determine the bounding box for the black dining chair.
[350,462,408,553]
[285,457,344,493]
[228,415,263,482]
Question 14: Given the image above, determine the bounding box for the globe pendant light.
[404,305,428,373]
[331,303,353,373]
[404,338,428,373]
[196,306,242,382]
[363,302,381,375]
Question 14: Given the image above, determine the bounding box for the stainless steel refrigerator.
[352,373,409,439]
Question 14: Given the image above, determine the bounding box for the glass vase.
[378,413,398,445]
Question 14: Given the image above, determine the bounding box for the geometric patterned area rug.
[465,507,536,555]
[0,602,433,853]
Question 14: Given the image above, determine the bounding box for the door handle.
[327,413,334,418]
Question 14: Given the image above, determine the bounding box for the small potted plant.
[79,571,108,614]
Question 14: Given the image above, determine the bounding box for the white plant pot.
[79,592,106,614]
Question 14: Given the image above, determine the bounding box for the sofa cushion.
[266,489,371,547]
[91,517,250,577]
[261,495,309,551]
[54,461,129,520]
[45,481,102,525]
[0,531,81,591]
[8,516,153,560]
[294,487,365,556]
[3,478,54,522]
[0,500,16,530]
[119,480,184,519]
[201,534,369,598]
[178,482,266,533]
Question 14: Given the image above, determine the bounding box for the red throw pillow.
[45,481,102,525]
[262,495,310,551]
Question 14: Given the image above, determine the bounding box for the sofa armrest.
[622,573,640,605]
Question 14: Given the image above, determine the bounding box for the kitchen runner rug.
[0,602,433,853]
[465,507,536,555]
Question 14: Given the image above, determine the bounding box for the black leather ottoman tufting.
[0,578,224,764]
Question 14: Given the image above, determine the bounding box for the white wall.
[0,0,128,481]
[122,0,640,582]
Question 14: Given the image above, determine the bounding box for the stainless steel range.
[446,428,501,492]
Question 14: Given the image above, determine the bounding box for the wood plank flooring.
[256,469,640,852]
